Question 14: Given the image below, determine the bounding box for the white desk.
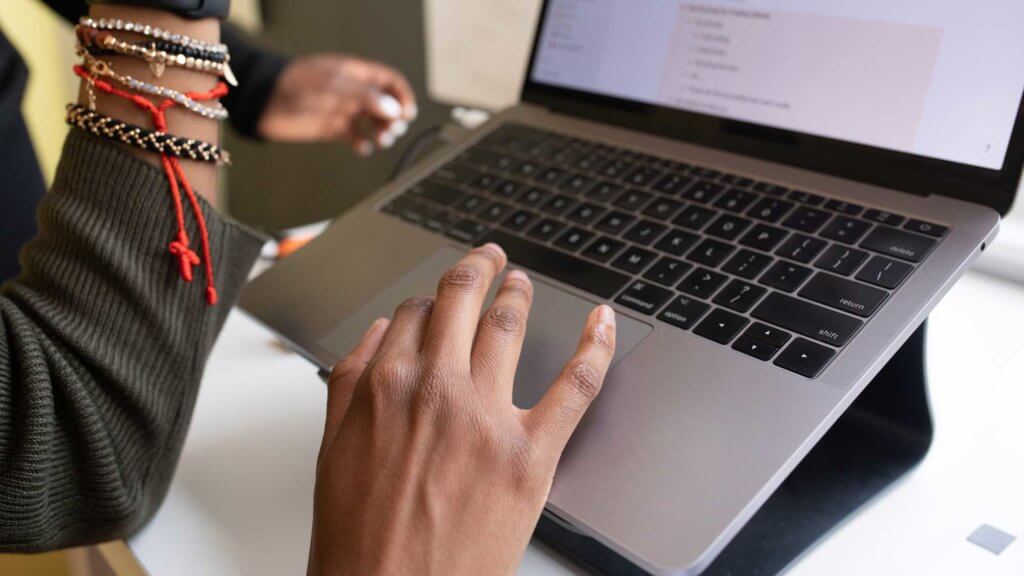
[131,270,1024,575]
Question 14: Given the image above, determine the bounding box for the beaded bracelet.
[77,27,237,86]
[78,56,229,120]
[79,16,228,55]
[66,104,231,165]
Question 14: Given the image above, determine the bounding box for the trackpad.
[317,248,652,407]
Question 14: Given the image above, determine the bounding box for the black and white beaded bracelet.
[79,16,228,55]
[66,104,231,165]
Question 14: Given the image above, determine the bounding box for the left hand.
[258,54,417,155]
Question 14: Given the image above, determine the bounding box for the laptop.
[240,1,1024,573]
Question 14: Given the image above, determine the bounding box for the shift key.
[860,226,936,262]
[752,293,862,347]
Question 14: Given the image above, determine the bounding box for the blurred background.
[0,0,1021,573]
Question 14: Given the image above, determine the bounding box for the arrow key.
[775,338,836,378]
[694,308,749,344]
[732,335,779,361]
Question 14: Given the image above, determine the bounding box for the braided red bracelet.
[74,64,230,305]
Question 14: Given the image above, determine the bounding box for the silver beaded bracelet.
[80,16,228,55]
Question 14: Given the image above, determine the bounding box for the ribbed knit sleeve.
[0,129,265,552]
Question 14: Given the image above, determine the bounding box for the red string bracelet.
[74,64,229,305]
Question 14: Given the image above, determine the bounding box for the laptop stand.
[535,322,934,576]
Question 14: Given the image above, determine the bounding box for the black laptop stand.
[535,323,934,576]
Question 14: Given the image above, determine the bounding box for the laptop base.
[536,323,933,576]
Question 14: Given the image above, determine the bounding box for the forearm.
[82,5,222,203]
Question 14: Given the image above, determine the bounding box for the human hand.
[308,244,617,575]
[258,54,417,155]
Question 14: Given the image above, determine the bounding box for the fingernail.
[378,94,403,120]
[406,103,419,121]
[390,120,408,137]
[598,305,616,327]
[481,242,506,260]
[379,131,396,149]
[506,269,529,283]
[357,141,375,157]
[364,317,385,338]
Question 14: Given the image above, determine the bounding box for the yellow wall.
[0,1,77,184]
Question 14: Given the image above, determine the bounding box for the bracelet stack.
[68,16,238,306]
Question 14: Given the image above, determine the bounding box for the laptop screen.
[529,1,1024,171]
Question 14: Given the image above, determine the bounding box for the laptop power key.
[480,230,630,300]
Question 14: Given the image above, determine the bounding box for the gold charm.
[149,60,166,78]
[223,62,238,87]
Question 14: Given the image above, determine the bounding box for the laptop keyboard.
[381,124,949,378]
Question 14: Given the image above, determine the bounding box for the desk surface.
[131,270,1024,575]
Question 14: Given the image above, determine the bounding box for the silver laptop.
[240,1,1024,573]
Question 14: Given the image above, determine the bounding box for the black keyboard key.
[536,167,568,186]
[623,166,664,188]
[799,273,887,318]
[824,199,864,216]
[714,280,768,313]
[720,174,755,188]
[598,158,634,180]
[573,152,607,172]
[504,210,538,232]
[644,257,692,286]
[776,234,827,263]
[753,293,862,347]
[616,280,674,315]
[567,202,605,225]
[679,267,729,299]
[612,246,659,274]
[713,188,759,213]
[689,166,722,180]
[516,161,542,178]
[820,216,872,244]
[860,226,936,263]
[456,193,488,214]
[705,214,753,241]
[782,207,832,233]
[469,173,501,191]
[433,162,481,184]
[543,194,576,216]
[390,197,431,225]
[482,230,630,300]
[694,308,749,344]
[587,181,623,202]
[519,187,550,207]
[528,219,567,242]
[814,245,869,276]
[863,209,906,227]
[788,190,826,206]
[613,189,654,211]
[414,181,463,206]
[653,173,693,195]
[563,174,595,195]
[658,295,711,330]
[582,236,626,263]
[855,256,913,290]
[903,219,948,238]
[479,201,513,223]
[681,181,724,204]
[674,205,717,230]
[744,323,792,348]
[732,336,779,361]
[775,338,836,378]
[447,219,489,243]
[687,238,736,267]
[460,147,516,171]
[654,228,700,256]
[554,227,595,252]
[722,249,774,279]
[596,211,636,235]
[425,209,457,232]
[753,182,789,197]
[760,261,813,292]
[493,179,528,200]
[740,224,789,252]
[624,220,668,246]
[747,198,795,223]
[643,197,685,221]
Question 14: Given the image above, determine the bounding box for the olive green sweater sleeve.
[0,130,265,551]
